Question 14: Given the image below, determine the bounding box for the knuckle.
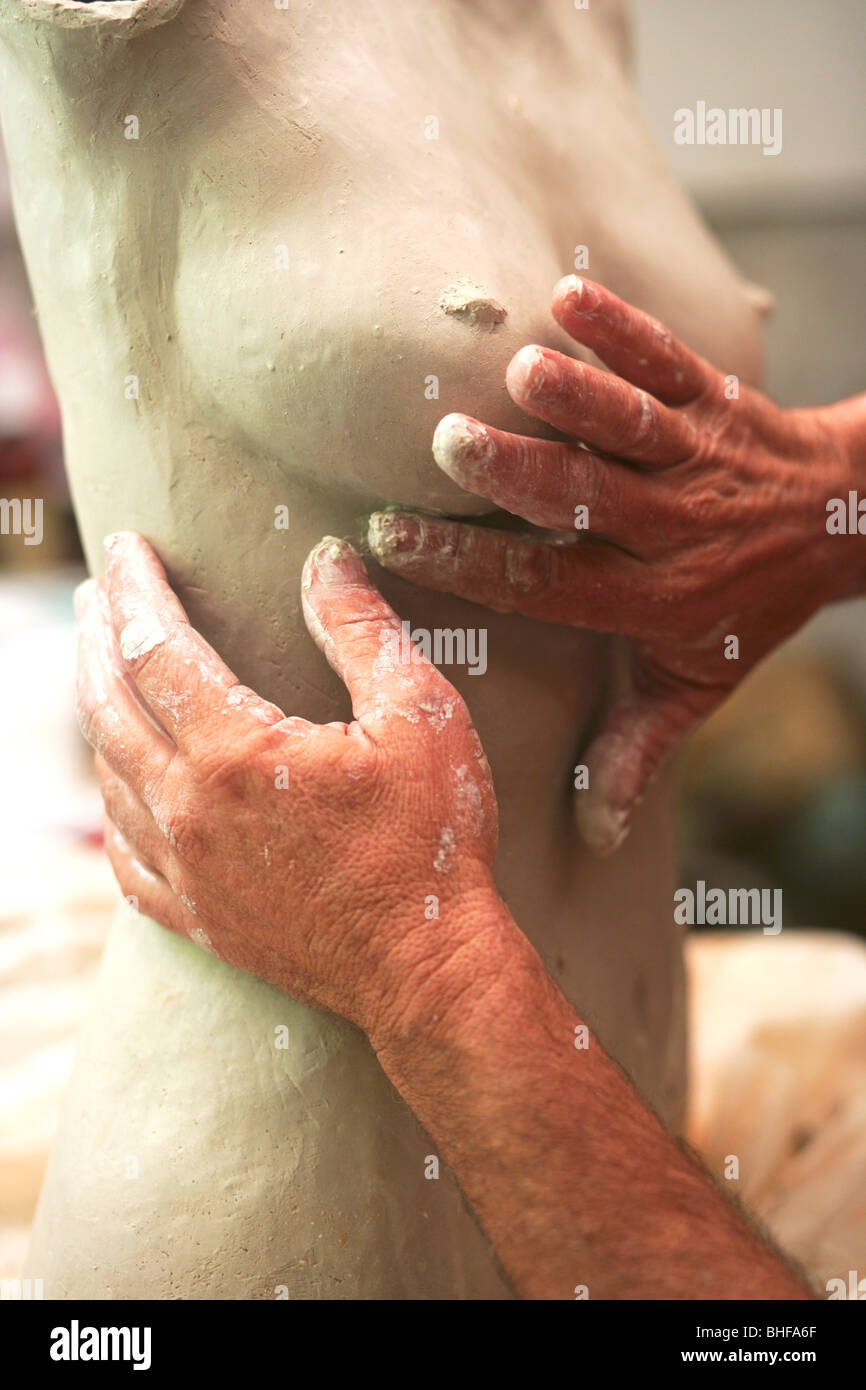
[697,390,740,447]
[194,741,246,797]
[670,543,725,606]
[682,475,739,529]
[340,736,378,788]
[577,451,611,523]
[501,536,552,597]
[139,763,169,810]
[629,389,657,450]
[153,791,202,864]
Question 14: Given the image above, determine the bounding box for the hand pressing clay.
[0,0,766,1298]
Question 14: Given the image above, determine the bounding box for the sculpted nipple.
[438,278,507,330]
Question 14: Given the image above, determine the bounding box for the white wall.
[632,0,866,219]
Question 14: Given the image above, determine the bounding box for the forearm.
[373,891,814,1301]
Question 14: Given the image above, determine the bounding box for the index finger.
[552,275,713,405]
[104,531,283,747]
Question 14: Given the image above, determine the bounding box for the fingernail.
[507,344,559,401]
[579,797,631,856]
[309,536,365,585]
[432,413,494,482]
[558,273,583,303]
[367,511,425,562]
[556,274,599,315]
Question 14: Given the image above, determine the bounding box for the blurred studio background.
[1,0,865,1289]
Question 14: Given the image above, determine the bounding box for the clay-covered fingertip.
[554,273,583,304]
[578,798,631,856]
[303,535,365,588]
[505,344,551,401]
[553,274,601,322]
[367,511,426,562]
[103,530,137,553]
[432,412,492,480]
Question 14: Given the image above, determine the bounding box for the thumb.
[577,679,721,854]
[301,535,445,726]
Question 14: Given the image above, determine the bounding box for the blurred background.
[0,0,864,1291]
[638,0,866,1285]
[634,0,866,937]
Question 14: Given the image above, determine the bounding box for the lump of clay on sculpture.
[438,280,509,330]
[0,0,765,1297]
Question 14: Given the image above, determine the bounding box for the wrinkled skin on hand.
[75,532,501,1044]
[368,276,866,852]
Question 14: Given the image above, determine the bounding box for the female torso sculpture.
[0,0,764,1297]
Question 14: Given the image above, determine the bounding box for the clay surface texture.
[0,0,765,1298]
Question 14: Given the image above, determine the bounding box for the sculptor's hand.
[74,536,815,1306]
[368,276,866,853]
[75,532,501,1043]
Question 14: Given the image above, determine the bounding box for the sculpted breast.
[171,167,579,518]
